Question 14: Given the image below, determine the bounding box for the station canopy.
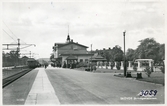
[27,58,36,62]
[66,55,77,60]
[91,54,106,62]
[135,59,154,63]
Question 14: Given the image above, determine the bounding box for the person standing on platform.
[45,64,47,69]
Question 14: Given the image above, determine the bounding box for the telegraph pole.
[3,39,35,67]
[17,39,20,66]
[17,39,20,52]
[20,51,38,59]
[90,44,92,71]
[123,31,126,76]
[91,44,92,62]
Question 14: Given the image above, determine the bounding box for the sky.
[1,0,166,59]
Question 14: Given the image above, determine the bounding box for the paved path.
[25,68,60,105]
[3,66,164,105]
[3,69,39,105]
[46,67,164,104]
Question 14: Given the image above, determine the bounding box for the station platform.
[25,67,60,105]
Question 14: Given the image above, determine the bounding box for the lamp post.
[123,31,126,76]
[90,44,92,71]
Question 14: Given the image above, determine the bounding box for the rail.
[3,69,32,88]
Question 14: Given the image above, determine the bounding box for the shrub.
[116,65,120,70]
[85,64,96,72]
[102,62,104,66]
[133,66,137,71]
[116,62,120,70]
[97,62,99,67]
[106,62,109,69]
[90,64,96,71]
[63,62,67,68]
[76,62,87,68]
[93,65,96,71]
[106,62,109,66]
[106,65,108,69]
[144,66,152,77]
[160,66,165,74]
[85,67,93,71]
[110,61,115,69]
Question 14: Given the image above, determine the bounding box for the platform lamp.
[123,31,126,76]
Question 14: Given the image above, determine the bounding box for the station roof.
[60,53,93,56]
[55,42,88,48]
[66,55,77,60]
[54,43,66,47]
[27,58,36,61]
[135,59,154,62]
[91,58,107,61]
[92,55,104,59]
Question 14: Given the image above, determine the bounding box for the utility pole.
[3,39,35,67]
[91,44,92,71]
[17,39,20,66]
[29,51,31,58]
[123,31,126,76]
[91,44,92,61]
[17,39,20,52]
[20,51,38,58]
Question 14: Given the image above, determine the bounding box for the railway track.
[3,69,32,88]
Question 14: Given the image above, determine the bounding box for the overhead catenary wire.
[3,29,17,43]
[2,21,36,55]
[3,21,27,44]
[20,45,35,49]
[3,21,18,39]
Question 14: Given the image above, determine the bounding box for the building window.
[85,59,88,62]
[80,59,83,62]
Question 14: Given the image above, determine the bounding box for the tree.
[158,44,165,61]
[99,49,110,62]
[94,45,123,62]
[112,45,123,62]
[144,66,152,77]
[126,48,135,61]
[2,51,20,67]
[135,38,161,62]
[10,51,20,66]
[95,38,164,66]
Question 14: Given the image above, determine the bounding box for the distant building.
[52,34,93,67]
[37,58,50,66]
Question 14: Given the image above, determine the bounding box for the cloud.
[2,1,165,58]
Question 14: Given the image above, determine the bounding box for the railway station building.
[52,34,94,67]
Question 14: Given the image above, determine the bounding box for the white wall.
[77,55,92,62]
[61,55,92,67]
